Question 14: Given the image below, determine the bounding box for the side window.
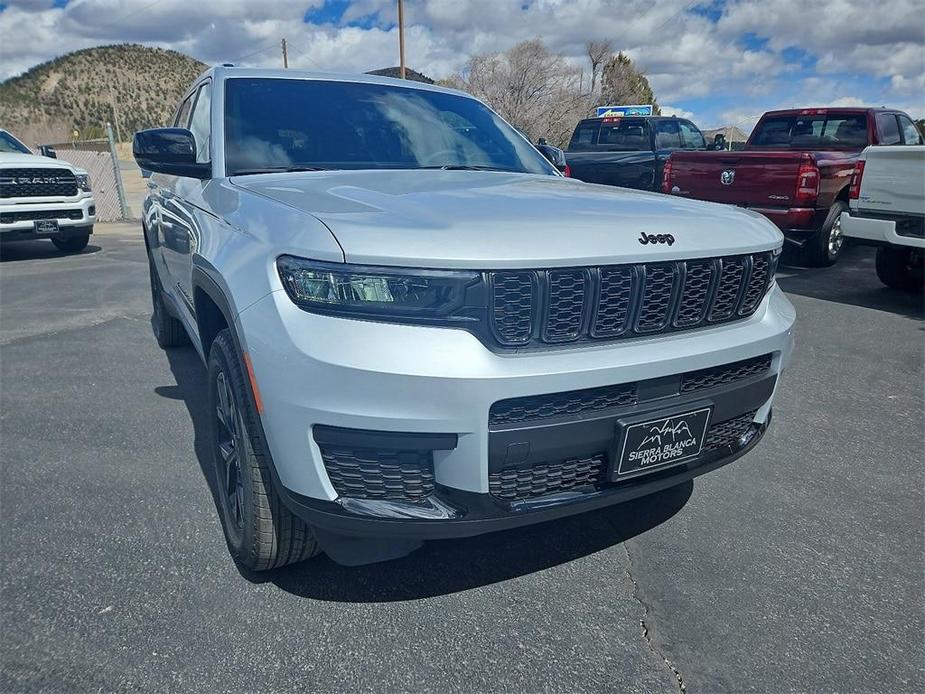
[898,115,924,145]
[679,121,705,149]
[174,95,193,128]
[188,82,212,163]
[876,113,901,145]
[569,124,598,150]
[653,120,682,149]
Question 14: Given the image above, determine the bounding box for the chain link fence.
[39,124,130,222]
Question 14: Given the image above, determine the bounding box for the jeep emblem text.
[638,232,675,246]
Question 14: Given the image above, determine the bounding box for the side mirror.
[537,137,548,146]
[536,143,567,171]
[39,145,57,159]
[133,128,210,179]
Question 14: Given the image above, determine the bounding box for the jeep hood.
[232,169,782,269]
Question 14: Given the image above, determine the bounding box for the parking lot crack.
[623,542,686,693]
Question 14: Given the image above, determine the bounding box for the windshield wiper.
[417,164,522,172]
[231,166,329,175]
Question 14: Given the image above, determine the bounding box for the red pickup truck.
[662,108,922,265]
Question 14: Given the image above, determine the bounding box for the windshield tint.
[0,131,31,154]
[223,78,556,176]
[751,114,868,148]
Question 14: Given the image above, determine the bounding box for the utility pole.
[108,82,122,143]
[281,38,288,68]
[397,0,406,79]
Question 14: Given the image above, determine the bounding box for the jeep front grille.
[488,253,775,348]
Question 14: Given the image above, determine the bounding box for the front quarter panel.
[194,179,344,323]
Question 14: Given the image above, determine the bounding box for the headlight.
[277,255,481,320]
[75,173,91,192]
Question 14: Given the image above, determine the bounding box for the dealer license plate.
[614,406,712,479]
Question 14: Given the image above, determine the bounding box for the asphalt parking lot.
[1,224,923,693]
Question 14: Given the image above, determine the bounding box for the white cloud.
[0,0,922,123]
[659,105,696,120]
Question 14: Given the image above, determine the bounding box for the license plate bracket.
[612,404,712,480]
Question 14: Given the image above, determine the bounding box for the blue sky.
[1,0,922,129]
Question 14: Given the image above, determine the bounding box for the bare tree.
[442,39,592,147]
[585,40,613,95]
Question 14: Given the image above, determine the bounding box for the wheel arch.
[191,263,235,361]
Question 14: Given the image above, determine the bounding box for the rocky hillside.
[0,44,206,145]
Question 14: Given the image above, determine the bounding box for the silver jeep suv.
[135,67,795,568]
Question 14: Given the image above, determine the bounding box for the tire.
[208,329,320,570]
[51,233,90,252]
[875,246,924,292]
[148,255,188,348]
[804,201,847,267]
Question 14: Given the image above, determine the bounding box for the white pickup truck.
[0,128,96,252]
[841,145,924,290]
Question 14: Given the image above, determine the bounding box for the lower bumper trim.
[280,414,769,541]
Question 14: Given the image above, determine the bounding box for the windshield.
[223,78,557,176]
[0,131,31,154]
[750,114,868,149]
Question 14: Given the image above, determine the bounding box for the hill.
[0,44,206,145]
[367,67,435,84]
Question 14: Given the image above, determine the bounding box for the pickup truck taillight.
[848,160,865,200]
[563,164,571,178]
[661,156,673,193]
[794,153,819,205]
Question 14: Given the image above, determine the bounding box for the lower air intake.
[320,447,435,501]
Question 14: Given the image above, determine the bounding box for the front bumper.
[841,211,925,249]
[282,409,770,539]
[0,195,96,236]
[238,283,795,540]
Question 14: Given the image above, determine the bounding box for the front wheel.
[804,202,847,267]
[208,329,320,570]
[875,246,924,291]
[51,233,90,252]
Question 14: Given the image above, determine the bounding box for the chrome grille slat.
[489,253,770,349]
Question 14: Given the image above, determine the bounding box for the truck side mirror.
[39,145,57,159]
[133,128,210,179]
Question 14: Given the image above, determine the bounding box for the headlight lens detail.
[277,255,480,319]
[75,173,91,192]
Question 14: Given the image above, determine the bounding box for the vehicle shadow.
[0,239,102,262]
[777,244,923,320]
[158,345,693,602]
